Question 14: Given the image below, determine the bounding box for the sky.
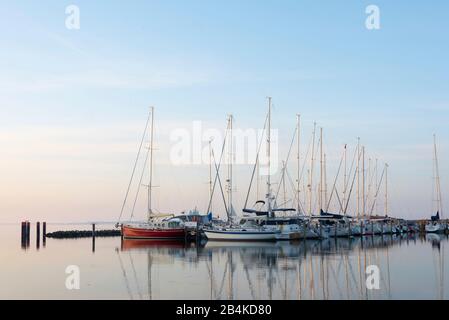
[0,0,448,222]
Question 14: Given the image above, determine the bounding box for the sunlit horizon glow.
[0,1,448,222]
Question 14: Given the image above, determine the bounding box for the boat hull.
[122,225,185,240]
[204,229,277,241]
[425,223,446,234]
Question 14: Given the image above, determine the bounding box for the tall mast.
[324,153,328,209]
[356,137,360,219]
[266,97,272,215]
[148,106,155,220]
[296,114,301,214]
[385,163,388,216]
[375,158,378,214]
[362,146,366,218]
[309,122,317,215]
[209,139,213,213]
[434,134,443,217]
[319,127,323,212]
[282,160,287,207]
[227,115,233,220]
[343,144,347,211]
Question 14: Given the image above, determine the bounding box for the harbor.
[3,222,448,300]
[2,1,448,304]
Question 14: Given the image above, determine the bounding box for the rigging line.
[285,167,306,214]
[325,148,345,212]
[206,122,230,214]
[368,166,386,215]
[299,135,313,188]
[274,126,297,204]
[364,159,378,208]
[130,146,150,221]
[343,147,362,214]
[117,112,151,225]
[211,148,230,220]
[333,188,345,214]
[243,113,269,208]
[343,145,358,203]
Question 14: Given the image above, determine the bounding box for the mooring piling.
[21,221,27,249]
[92,223,96,253]
[43,222,47,247]
[36,222,40,249]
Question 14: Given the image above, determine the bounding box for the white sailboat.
[204,101,279,241]
[425,135,445,234]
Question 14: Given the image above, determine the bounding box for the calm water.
[0,223,447,300]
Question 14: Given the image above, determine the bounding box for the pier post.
[43,222,47,247]
[26,221,31,248]
[348,222,351,237]
[92,224,96,253]
[21,221,27,249]
[36,222,40,249]
[371,221,374,235]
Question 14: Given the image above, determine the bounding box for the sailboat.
[204,99,279,241]
[120,107,186,240]
[425,135,445,234]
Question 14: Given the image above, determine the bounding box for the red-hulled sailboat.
[118,107,186,240]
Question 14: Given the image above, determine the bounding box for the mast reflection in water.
[116,234,446,300]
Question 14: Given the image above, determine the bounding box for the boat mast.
[148,106,155,221]
[209,139,213,213]
[356,137,360,219]
[227,115,233,220]
[324,153,328,209]
[296,114,301,215]
[319,127,323,212]
[266,97,272,216]
[434,134,443,217]
[385,163,388,216]
[343,144,347,212]
[362,146,365,218]
[374,159,379,214]
[309,122,317,215]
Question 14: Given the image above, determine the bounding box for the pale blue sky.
[0,1,448,221]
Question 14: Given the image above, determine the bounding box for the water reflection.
[117,234,447,300]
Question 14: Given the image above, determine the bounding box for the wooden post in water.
[43,222,47,247]
[92,223,96,253]
[348,221,352,237]
[21,221,27,249]
[36,222,40,249]
[26,221,31,248]
[371,221,374,236]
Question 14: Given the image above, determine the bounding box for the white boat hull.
[425,223,446,233]
[204,229,277,241]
